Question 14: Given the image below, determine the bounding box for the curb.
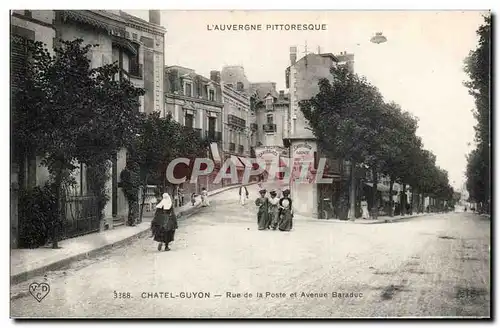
[10,182,257,289]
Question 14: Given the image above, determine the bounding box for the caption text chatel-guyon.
[113,291,364,299]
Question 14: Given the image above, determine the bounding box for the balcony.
[238,145,244,154]
[205,130,222,142]
[250,123,258,131]
[228,114,246,129]
[263,123,277,133]
[229,143,236,152]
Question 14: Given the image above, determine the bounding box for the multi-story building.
[10,10,166,241]
[285,47,353,218]
[10,10,57,248]
[250,82,289,155]
[164,66,224,193]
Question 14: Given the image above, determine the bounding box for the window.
[237,82,244,91]
[265,97,273,110]
[209,89,215,101]
[185,83,192,97]
[132,33,138,41]
[11,34,29,88]
[208,117,216,138]
[129,43,141,77]
[185,113,194,128]
[266,113,274,124]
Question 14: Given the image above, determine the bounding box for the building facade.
[285,47,353,218]
[164,66,224,194]
[10,10,57,248]
[10,10,166,242]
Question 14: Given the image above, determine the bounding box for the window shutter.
[11,35,29,89]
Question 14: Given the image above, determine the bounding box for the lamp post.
[370,32,387,44]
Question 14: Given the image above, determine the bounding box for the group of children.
[254,188,293,231]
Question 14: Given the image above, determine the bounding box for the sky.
[126,10,487,191]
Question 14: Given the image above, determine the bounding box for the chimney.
[149,10,161,25]
[279,90,284,100]
[210,70,221,83]
[290,46,297,65]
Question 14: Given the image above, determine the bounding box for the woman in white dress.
[361,197,370,219]
[201,187,210,207]
[239,185,249,206]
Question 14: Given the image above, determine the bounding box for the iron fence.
[61,195,100,240]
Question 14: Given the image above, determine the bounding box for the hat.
[270,190,277,196]
[156,193,173,210]
[283,189,291,195]
[259,189,267,194]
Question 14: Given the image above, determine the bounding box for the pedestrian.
[178,185,185,207]
[268,190,280,230]
[201,187,210,207]
[173,185,179,207]
[151,193,178,252]
[191,193,196,206]
[255,189,269,230]
[239,185,249,206]
[361,197,370,219]
[278,189,293,231]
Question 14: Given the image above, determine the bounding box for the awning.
[209,142,222,166]
[230,155,244,170]
[237,156,252,167]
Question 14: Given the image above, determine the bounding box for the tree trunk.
[348,163,356,221]
[371,167,378,220]
[52,162,63,249]
[138,174,149,223]
[389,178,394,217]
[400,183,407,216]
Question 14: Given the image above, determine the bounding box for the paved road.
[11,185,490,318]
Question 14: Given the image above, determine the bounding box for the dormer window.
[209,89,215,101]
[265,97,273,111]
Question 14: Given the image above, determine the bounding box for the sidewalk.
[298,212,435,224]
[10,182,258,286]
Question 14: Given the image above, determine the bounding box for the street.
[10,186,491,318]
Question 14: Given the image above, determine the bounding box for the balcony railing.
[229,143,236,152]
[263,123,277,133]
[228,114,246,129]
[205,130,222,142]
[238,145,244,154]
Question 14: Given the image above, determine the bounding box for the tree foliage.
[300,64,454,216]
[126,112,206,222]
[12,38,145,246]
[464,15,491,211]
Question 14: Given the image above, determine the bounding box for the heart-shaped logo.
[29,282,50,302]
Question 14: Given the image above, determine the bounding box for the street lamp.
[370,32,387,44]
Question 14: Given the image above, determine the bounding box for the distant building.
[164,65,224,193]
[285,47,353,217]
[220,65,251,94]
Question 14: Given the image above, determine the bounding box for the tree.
[300,65,387,219]
[464,15,491,213]
[128,112,205,222]
[12,39,144,248]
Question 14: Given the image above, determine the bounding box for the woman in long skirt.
[255,189,269,230]
[201,187,210,207]
[278,189,293,231]
[361,197,370,219]
[239,185,249,206]
[151,193,178,251]
[268,190,280,230]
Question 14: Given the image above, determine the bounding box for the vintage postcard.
[9,9,491,318]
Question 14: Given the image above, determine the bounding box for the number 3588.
[114,291,132,299]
